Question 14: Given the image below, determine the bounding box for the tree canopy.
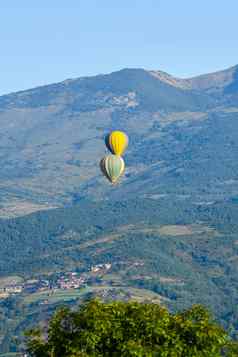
[26,299,238,357]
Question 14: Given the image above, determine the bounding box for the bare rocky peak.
[185,65,238,92]
[149,70,190,90]
[149,65,238,93]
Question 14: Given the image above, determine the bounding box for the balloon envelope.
[108,131,128,156]
[100,155,125,184]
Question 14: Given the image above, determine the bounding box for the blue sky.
[0,0,237,95]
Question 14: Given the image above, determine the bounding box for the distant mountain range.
[0,64,238,217]
[1,65,238,354]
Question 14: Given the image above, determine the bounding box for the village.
[0,263,112,300]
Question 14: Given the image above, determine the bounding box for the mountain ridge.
[1,63,237,98]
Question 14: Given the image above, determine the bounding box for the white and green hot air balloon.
[100,154,125,184]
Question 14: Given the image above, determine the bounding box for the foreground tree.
[26,299,238,356]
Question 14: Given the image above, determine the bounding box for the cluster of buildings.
[58,272,86,289]
[0,278,48,298]
[91,263,112,273]
[0,285,23,294]
[0,262,112,300]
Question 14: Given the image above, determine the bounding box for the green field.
[0,277,23,289]
[23,288,88,305]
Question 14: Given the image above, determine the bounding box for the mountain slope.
[150,65,238,92]
[0,65,237,217]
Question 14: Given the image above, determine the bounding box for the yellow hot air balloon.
[108,131,128,156]
[100,155,125,184]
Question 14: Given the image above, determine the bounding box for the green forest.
[0,197,238,354]
[26,299,238,357]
